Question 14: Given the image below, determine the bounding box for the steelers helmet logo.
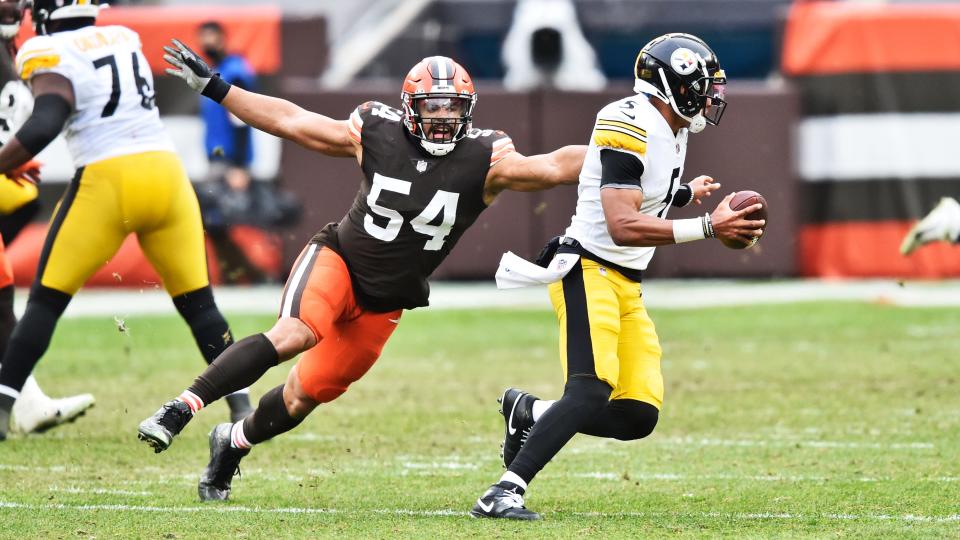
[670,48,699,76]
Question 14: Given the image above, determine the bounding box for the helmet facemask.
[402,93,475,156]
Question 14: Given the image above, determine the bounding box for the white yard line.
[49,487,152,497]
[15,279,960,318]
[0,501,957,523]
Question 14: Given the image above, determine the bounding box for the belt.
[557,237,644,283]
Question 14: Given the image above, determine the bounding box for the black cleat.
[198,423,250,502]
[499,388,539,467]
[225,393,254,424]
[137,400,193,453]
[470,483,541,520]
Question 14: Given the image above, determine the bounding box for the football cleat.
[470,483,541,520]
[901,197,960,255]
[499,388,539,468]
[11,392,95,434]
[225,393,254,424]
[137,400,193,453]
[198,423,250,502]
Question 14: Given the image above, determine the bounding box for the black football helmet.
[634,33,727,133]
[29,0,103,35]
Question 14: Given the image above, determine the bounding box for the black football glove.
[163,38,231,102]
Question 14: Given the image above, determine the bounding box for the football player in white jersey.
[0,0,253,441]
[472,33,765,520]
[0,0,94,435]
[900,197,960,255]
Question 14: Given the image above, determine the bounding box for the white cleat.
[11,393,95,434]
[901,197,960,256]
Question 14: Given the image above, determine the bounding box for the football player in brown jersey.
[137,41,587,502]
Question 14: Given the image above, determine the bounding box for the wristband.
[673,216,707,243]
[671,184,693,207]
[202,75,232,103]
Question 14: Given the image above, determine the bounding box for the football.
[720,190,768,249]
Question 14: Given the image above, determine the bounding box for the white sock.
[499,471,528,492]
[230,420,252,449]
[177,390,204,414]
[531,399,555,422]
[18,376,49,402]
[228,388,250,396]
[0,384,20,400]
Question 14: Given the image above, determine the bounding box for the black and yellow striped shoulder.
[592,117,648,155]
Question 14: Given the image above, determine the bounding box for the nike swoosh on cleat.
[388,319,400,324]
[477,499,494,513]
[507,393,523,436]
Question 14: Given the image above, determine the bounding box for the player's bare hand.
[8,159,42,186]
[710,192,765,241]
[688,175,720,205]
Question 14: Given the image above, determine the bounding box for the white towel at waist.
[495,251,580,289]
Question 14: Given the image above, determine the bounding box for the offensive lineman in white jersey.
[0,0,94,434]
[0,0,252,441]
[472,33,765,520]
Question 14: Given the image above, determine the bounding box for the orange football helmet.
[401,56,477,156]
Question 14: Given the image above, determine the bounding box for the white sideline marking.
[49,487,152,497]
[17,279,960,318]
[0,502,957,523]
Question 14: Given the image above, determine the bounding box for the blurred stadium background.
[10,0,960,289]
[3,1,960,537]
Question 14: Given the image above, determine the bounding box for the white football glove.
[163,38,215,94]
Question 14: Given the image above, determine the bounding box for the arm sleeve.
[599,149,645,190]
[15,93,71,155]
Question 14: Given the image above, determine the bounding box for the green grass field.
[0,302,958,538]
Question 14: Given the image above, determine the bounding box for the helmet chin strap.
[657,68,706,134]
[0,23,19,40]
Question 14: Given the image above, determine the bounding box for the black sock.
[172,286,234,364]
[577,399,659,441]
[0,286,71,393]
[241,384,304,444]
[186,333,278,405]
[0,286,16,361]
[507,376,612,484]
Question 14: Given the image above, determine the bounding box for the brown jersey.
[313,101,515,312]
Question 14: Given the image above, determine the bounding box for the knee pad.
[610,399,659,440]
[563,376,613,414]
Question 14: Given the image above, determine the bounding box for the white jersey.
[0,79,33,145]
[15,25,173,167]
[564,95,688,271]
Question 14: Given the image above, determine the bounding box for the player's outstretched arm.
[483,145,586,204]
[0,73,74,184]
[164,39,356,158]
